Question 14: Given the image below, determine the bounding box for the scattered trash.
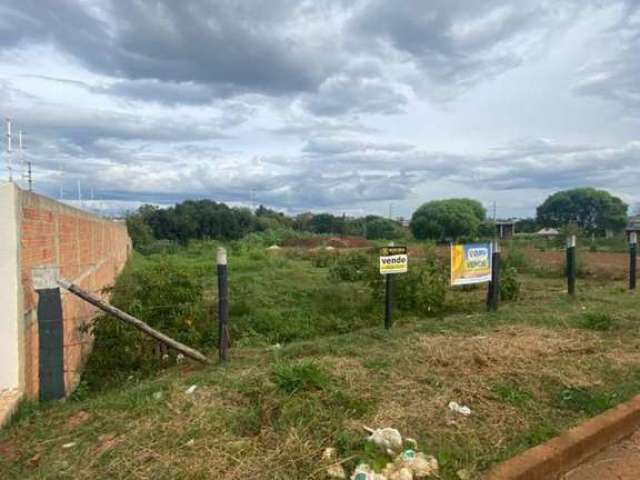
[322,447,346,478]
[266,245,281,250]
[364,426,403,455]
[185,385,197,395]
[325,428,439,479]
[267,343,282,351]
[185,439,195,447]
[162,353,169,361]
[456,469,471,480]
[327,464,347,479]
[448,401,472,416]
[152,391,163,400]
[351,463,386,480]
[176,353,185,364]
[62,442,76,449]
[404,438,418,450]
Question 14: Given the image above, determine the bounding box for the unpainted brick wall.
[18,190,131,398]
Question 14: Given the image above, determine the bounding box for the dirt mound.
[282,236,373,249]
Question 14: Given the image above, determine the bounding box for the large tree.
[410,198,485,240]
[536,188,627,234]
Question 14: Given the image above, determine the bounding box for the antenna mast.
[5,118,12,182]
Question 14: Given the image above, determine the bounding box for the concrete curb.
[484,394,640,480]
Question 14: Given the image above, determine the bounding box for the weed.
[491,381,532,407]
[271,361,329,394]
[556,387,612,415]
[574,311,614,331]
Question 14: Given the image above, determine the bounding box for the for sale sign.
[450,242,492,286]
[379,246,408,275]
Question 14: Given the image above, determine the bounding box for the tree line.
[126,200,406,248]
[127,187,629,248]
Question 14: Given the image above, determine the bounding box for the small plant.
[557,387,612,415]
[312,249,336,268]
[272,361,329,394]
[575,311,614,331]
[499,267,521,301]
[329,251,373,282]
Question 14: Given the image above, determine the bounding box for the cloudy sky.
[1,0,639,218]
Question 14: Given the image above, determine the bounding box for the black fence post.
[630,232,637,291]
[384,273,393,329]
[566,235,576,296]
[487,240,501,311]
[217,247,229,362]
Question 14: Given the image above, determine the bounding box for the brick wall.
[17,189,131,398]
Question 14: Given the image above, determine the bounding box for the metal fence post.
[217,247,229,362]
[566,235,576,296]
[487,240,501,311]
[630,232,637,291]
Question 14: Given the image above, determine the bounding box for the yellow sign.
[451,243,492,286]
[379,254,408,275]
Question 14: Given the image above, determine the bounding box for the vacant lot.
[1,240,639,479]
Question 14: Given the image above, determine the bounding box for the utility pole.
[5,118,12,182]
[388,203,393,220]
[493,201,497,221]
[27,162,32,191]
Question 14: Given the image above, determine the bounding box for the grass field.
[1,240,639,479]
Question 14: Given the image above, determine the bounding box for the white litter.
[176,353,185,364]
[152,391,163,400]
[365,427,403,455]
[62,442,76,449]
[448,401,471,416]
[185,385,198,395]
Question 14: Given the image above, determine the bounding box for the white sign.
[379,254,408,275]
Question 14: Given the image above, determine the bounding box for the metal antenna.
[6,118,12,182]
[18,129,24,185]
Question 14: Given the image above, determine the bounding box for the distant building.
[536,227,560,239]
[626,216,640,240]
[496,220,516,239]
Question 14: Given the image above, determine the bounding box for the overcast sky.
[1,0,639,218]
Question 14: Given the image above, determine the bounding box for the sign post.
[379,246,408,329]
[630,232,637,291]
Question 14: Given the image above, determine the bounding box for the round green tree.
[410,198,485,240]
[536,188,627,235]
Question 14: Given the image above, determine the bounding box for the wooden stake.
[57,278,209,364]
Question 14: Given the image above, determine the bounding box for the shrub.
[312,249,337,268]
[500,267,521,301]
[504,244,530,272]
[329,251,373,282]
[575,311,614,331]
[137,239,179,256]
[82,258,207,389]
[272,361,329,394]
[370,253,448,316]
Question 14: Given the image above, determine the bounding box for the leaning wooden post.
[630,232,637,291]
[217,247,229,362]
[487,240,501,311]
[56,278,209,363]
[566,235,577,296]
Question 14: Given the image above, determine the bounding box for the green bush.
[137,239,179,256]
[575,311,614,331]
[272,361,329,394]
[82,258,207,389]
[500,267,521,301]
[329,251,373,282]
[370,253,448,316]
[312,250,337,268]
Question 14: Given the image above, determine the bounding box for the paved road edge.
[484,393,640,480]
